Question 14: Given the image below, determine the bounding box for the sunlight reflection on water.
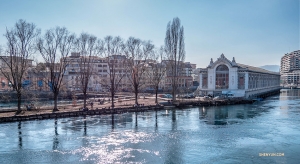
[70,131,160,163]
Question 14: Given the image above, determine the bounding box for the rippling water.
[1,89,300,163]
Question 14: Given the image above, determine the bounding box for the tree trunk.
[16,91,22,114]
[155,86,158,104]
[172,77,176,102]
[53,93,59,112]
[173,60,177,102]
[83,92,87,108]
[111,91,115,108]
[110,82,115,108]
[135,91,138,105]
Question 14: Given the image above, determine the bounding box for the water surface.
[0,89,299,163]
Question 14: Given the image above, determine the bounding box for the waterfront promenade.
[0,96,162,118]
[0,94,258,123]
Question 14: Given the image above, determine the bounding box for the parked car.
[189,94,195,98]
[203,96,211,100]
[163,94,173,98]
[182,93,195,99]
[213,96,221,100]
[183,94,191,99]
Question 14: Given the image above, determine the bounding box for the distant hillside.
[259,65,280,72]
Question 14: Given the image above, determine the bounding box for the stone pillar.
[199,73,202,89]
[208,68,215,90]
[229,67,238,90]
[245,72,249,89]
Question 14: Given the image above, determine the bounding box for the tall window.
[215,65,229,89]
[238,73,245,89]
[202,73,208,89]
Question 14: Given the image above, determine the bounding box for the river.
[0,89,299,163]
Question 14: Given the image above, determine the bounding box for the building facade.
[198,54,280,98]
[63,53,109,92]
[0,56,34,91]
[280,50,300,87]
[160,60,193,92]
[0,53,195,93]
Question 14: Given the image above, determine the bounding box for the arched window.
[215,64,229,89]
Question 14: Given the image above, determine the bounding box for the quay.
[0,87,281,123]
[0,97,263,123]
[0,105,164,123]
[173,98,255,107]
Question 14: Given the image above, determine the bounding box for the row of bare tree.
[0,17,185,113]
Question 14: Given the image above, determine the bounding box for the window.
[238,73,245,89]
[215,65,229,89]
[202,74,208,89]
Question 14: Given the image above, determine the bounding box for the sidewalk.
[0,97,163,118]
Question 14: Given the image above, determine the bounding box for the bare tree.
[148,46,167,104]
[74,33,98,109]
[124,37,154,105]
[36,27,75,112]
[99,36,126,108]
[0,19,39,113]
[164,17,185,101]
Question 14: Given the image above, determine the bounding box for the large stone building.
[160,60,193,92]
[0,56,34,91]
[280,50,300,86]
[63,52,109,92]
[0,52,195,93]
[198,54,280,98]
[63,53,140,92]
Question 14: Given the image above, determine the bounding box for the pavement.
[0,93,204,118]
[0,96,168,118]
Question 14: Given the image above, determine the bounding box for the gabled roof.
[237,63,279,75]
[208,53,238,68]
[206,54,280,75]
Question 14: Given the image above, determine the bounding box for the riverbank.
[0,96,159,116]
[0,96,257,123]
[0,105,165,123]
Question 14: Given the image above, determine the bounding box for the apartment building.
[160,60,193,92]
[63,52,109,92]
[0,52,195,93]
[280,50,300,85]
[0,56,33,91]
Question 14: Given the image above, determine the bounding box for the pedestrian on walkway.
[90,102,94,109]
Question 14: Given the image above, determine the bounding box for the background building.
[0,56,33,91]
[64,52,109,92]
[0,52,196,94]
[280,50,300,87]
[161,60,193,92]
[198,54,280,98]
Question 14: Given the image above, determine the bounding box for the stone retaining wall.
[0,105,164,123]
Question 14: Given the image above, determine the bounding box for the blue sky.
[0,0,299,68]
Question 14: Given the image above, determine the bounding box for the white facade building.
[198,54,281,98]
[64,53,109,92]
